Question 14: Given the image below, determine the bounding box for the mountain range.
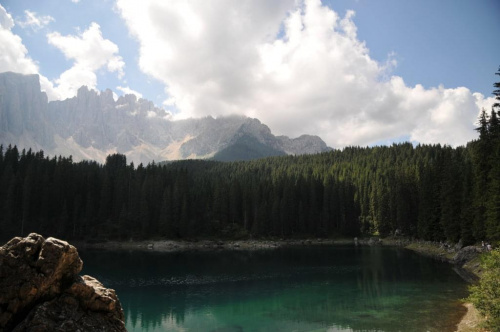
[0,72,331,164]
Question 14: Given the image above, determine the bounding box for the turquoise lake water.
[80,245,469,332]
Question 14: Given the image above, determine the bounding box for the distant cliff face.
[0,72,331,163]
[0,72,54,151]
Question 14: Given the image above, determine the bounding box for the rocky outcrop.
[453,246,481,267]
[401,238,484,283]
[0,233,126,332]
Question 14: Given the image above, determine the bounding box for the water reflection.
[81,246,467,332]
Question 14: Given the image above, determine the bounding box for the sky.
[0,0,499,148]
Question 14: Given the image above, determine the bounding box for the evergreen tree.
[493,66,500,109]
[471,109,490,240]
[485,70,500,241]
[440,148,462,242]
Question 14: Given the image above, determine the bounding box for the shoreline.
[74,237,483,271]
[74,238,350,252]
[75,236,486,332]
[455,303,487,332]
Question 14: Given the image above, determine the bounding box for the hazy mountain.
[0,72,331,164]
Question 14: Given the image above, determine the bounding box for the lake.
[80,245,468,332]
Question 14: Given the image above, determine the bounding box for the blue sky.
[0,0,498,148]
[328,0,500,96]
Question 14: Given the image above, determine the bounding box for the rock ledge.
[0,233,126,331]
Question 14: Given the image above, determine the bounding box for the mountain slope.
[212,134,287,161]
[0,72,331,163]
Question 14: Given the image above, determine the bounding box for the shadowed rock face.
[453,246,481,266]
[0,233,126,332]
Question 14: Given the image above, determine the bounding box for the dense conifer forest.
[1,70,499,244]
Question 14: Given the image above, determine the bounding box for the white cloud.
[0,4,57,99]
[116,86,143,99]
[116,0,491,147]
[0,5,125,102]
[0,5,37,73]
[71,0,81,3]
[47,22,125,99]
[0,4,14,30]
[17,10,54,31]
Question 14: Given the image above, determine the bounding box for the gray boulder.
[453,245,481,266]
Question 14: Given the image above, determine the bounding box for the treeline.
[0,127,498,244]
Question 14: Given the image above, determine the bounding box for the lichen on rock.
[0,233,126,331]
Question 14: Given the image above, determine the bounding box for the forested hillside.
[0,118,498,243]
[1,70,499,243]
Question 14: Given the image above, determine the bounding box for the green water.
[80,245,469,332]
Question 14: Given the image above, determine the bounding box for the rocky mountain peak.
[116,93,136,106]
[0,72,332,163]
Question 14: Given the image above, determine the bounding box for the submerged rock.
[0,233,126,332]
[367,237,382,246]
